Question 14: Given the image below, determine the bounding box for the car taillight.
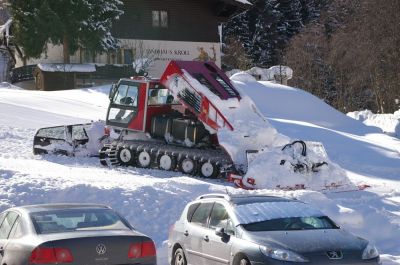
[128,241,156,259]
[128,243,142,258]
[30,247,73,264]
[142,241,156,257]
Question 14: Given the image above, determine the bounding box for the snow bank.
[347,109,400,138]
[229,73,353,189]
[38,63,96,73]
[230,75,400,181]
[0,85,110,129]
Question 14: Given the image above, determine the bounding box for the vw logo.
[96,243,107,255]
[326,250,343,260]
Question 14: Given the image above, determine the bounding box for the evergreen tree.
[223,0,325,68]
[279,0,303,37]
[9,0,123,64]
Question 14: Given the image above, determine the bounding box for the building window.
[124,49,133,64]
[152,10,168,28]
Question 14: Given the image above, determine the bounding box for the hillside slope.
[231,74,400,181]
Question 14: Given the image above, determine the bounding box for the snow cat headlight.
[260,246,309,262]
[362,243,379,260]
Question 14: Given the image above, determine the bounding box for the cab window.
[190,203,213,227]
[148,88,178,105]
[112,83,139,107]
[209,203,235,235]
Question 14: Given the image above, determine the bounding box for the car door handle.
[183,230,189,236]
[203,235,209,242]
[0,247,4,256]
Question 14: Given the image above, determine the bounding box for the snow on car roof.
[235,201,324,225]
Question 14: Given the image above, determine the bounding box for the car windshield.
[242,216,339,232]
[30,208,131,234]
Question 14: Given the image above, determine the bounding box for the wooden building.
[33,64,96,90]
[15,0,250,77]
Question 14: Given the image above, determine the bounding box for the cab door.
[106,80,148,131]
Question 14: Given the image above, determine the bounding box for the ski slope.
[0,80,399,264]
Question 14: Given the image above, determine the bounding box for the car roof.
[196,193,294,206]
[230,195,294,205]
[9,203,111,214]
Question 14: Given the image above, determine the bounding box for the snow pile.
[230,73,352,189]
[227,66,293,82]
[37,63,97,73]
[347,109,400,138]
[230,76,400,182]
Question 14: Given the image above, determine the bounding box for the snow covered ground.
[0,80,399,264]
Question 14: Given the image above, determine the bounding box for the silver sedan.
[0,203,156,265]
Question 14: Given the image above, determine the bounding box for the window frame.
[0,211,20,240]
[208,203,235,236]
[189,202,214,228]
[8,216,23,239]
[152,10,168,28]
[188,202,236,236]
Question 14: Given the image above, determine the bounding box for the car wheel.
[174,248,187,265]
[239,257,250,265]
[117,147,135,166]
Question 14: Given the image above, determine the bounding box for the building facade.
[15,0,249,77]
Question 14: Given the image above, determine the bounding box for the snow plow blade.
[33,122,107,157]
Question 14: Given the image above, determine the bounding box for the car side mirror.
[215,227,226,237]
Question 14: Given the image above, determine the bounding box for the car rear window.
[242,216,339,232]
[30,208,130,234]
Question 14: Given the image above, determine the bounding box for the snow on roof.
[245,66,293,81]
[37,63,96,73]
[235,0,251,5]
[0,19,12,36]
[0,19,12,46]
[235,201,324,225]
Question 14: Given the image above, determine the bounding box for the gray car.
[168,194,380,265]
[0,203,156,265]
